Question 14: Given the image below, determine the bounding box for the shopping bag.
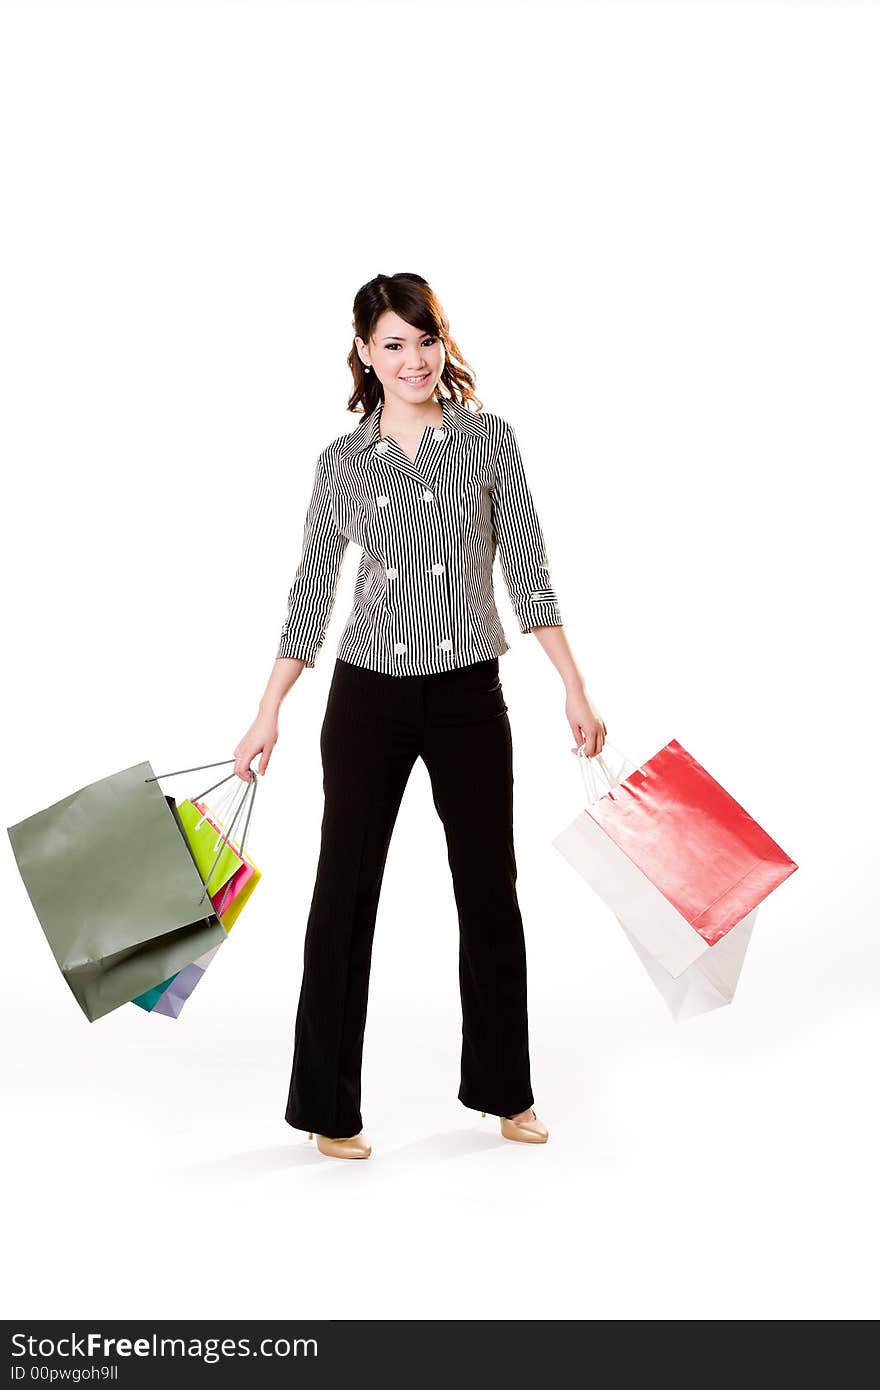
[131,943,224,1018]
[552,739,798,1020]
[131,778,261,1016]
[127,791,227,1016]
[183,797,261,929]
[615,910,759,1022]
[5,758,246,1022]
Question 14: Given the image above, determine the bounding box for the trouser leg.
[284,661,419,1137]
[420,660,534,1119]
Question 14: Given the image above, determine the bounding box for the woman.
[233,272,606,1160]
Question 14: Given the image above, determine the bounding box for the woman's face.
[357,309,446,409]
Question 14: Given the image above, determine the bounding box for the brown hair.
[346,272,482,416]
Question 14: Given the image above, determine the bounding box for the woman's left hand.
[565,683,607,757]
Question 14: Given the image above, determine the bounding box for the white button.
[394,641,407,654]
[422,489,434,502]
[386,567,399,579]
[431,563,445,575]
[376,495,390,507]
[376,439,389,454]
[530,592,541,600]
[433,428,446,441]
[439,638,453,651]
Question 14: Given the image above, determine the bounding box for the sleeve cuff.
[277,632,318,667]
[513,596,564,634]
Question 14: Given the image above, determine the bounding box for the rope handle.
[195,779,242,851]
[196,773,257,905]
[145,758,258,905]
[575,738,644,804]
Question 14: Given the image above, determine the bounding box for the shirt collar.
[339,393,488,459]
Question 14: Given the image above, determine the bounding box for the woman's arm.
[277,446,349,666]
[491,419,607,758]
[530,625,607,757]
[491,421,565,634]
[232,657,307,783]
[232,445,349,783]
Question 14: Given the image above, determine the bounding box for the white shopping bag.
[551,741,795,1021]
[615,910,758,1022]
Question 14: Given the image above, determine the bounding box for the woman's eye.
[387,338,436,350]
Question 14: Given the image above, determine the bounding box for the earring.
[365,365,372,373]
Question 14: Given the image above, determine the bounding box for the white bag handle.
[195,780,241,851]
[576,738,643,804]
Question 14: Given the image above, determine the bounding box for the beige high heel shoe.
[307,1130,372,1159]
[483,1109,550,1144]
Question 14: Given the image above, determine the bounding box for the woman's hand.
[526,627,608,758]
[233,708,279,783]
[565,682,607,758]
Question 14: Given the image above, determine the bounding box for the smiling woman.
[234,270,608,1161]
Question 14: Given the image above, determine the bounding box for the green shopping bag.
[131,775,261,1016]
[6,758,254,1022]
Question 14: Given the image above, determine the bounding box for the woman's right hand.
[233,708,279,783]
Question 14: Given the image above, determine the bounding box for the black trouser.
[284,655,534,1137]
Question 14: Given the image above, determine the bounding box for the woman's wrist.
[562,668,586,695]
[258,656,306,719]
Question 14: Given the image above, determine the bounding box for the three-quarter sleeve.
[277,448,349,667]
[491,421,564,634]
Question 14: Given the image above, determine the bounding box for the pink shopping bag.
[192,800,257,918]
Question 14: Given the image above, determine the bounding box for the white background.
[1,1,877,1321]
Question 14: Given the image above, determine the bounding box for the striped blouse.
[277,394,564,676]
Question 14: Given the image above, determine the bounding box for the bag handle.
[145,759,258,904]
[146,758,237,785]
[576,738,644,804]
[192,778,257,915]
[195,779,241,848]
[196,772,257,905]
[148,760,249,843]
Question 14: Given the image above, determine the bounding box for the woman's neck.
[379,396,443,438]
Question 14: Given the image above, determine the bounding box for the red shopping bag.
[584,739,798,951]
[553,738,799,1017]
